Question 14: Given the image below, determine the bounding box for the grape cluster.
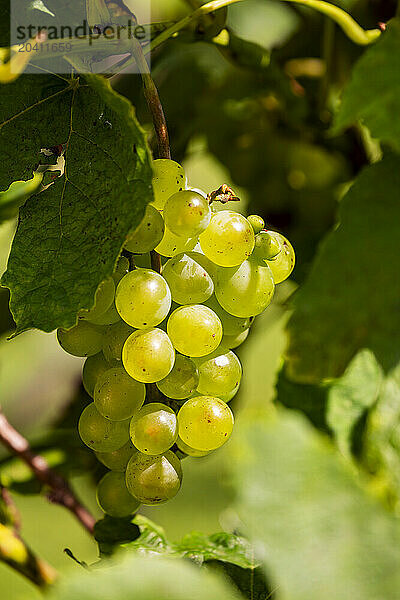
[57,159,295,517]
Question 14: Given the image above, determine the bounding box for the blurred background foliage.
[0,0,400,598]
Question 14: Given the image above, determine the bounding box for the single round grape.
[96,440,137,472]
[215,258,275,318]
[195,350,242,397]
[155,227,197,258]
[199,211,255,267]
[122,328,175,383]
[204,295,252,336]
[125,205,165,253]
[152,159,186,210]
[112,256,130,285]
[96,471,140,517]
[176,437,210,458]
[162,252,216,305]
[78,403,130,452]
[57,321,104,357]
[266,232,295,283]
[88,301,121,326]
[253,231,282,261]
[130,403,178,455]
[82,353,110,397]
[178,396,234,451]
[164,190,211,237]
[248,215,265,235]
[167,305,222,357]
[222,328,249,349]
[94,367,145,421]
[116,269,171,329]
[156,354,199,400]
[79,278,115,323]
[103,320,135,363]
[125,450,182,505]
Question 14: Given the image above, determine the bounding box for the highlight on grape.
[57,158,295,514]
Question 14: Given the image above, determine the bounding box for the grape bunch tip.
[57,158,295,516]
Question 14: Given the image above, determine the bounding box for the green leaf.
[334,19,400,151]
[207,561,271,600]
[124,515,257,570]
[1,74,153,333]
[232,408,400,600]
[0,172,43,224]
[286,155,400,382]
[49,554,240,600]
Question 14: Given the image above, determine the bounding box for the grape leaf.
[232,408,400,600]
[49,554,240,600]
[285,155,400,382]
[334,19,400,152]
[1,74,153,333]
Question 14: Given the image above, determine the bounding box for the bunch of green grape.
[57,159,295,518]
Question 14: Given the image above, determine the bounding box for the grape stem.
[207,184,240,205]
[0,412,96,535]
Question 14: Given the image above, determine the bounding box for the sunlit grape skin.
[222,328,249,350]
[122,328,175,383]
[130,403,178,455]
[94,367,145,421]
[195,350,242,397]
[178,396,234,451]
[78,403,130,452]
[204,295,252,336]
[96,440,137,472]
[215,258,275,318]
[176,437,210,457]
[164,190,211,237]
[156,354,199,400]
[82,353,110,397]
[116,269,171,329]
[155,227,197,258]
[125,204,165,253]
[151,159,186,210]
[167,305,222,358]
[125,450,182,505]
[200,211,255,267]
[96,471,140,518]
[57,321,104,357]
[102,320,135,363]
[266,231,295,284]
[162,252,215,305]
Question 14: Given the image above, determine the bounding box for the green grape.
[178,396,234,451]
[199,211,255,267]
[130,403,178,455]
[247,215,265,235]
[162,252,216,305]
[204,295,252,336]
[57,321,104,357]
[87,301,121,326]
[112,256,130,285]
[78,403,129,452]
[215,258,275,318]
[103,320,135,363]
[96,471,140,517]
[125,205,165,253]
[94,367,145,421]
[82,353,110,397]
[176,437,210,457]
[195,350,242,397]
[222,328,249,349]
[96,440,137,471]
[134,253,152,269]
[164,190,211,237]
[253,231,281,261]
[122,328,175,383]
[266,232,295,284]
[125,450,182,505]
[80,278,115,323]
[155,227,197,258]
[115,269,171,329]
[167,305,222,357]
[156,354,198,399]
[152,159,186,210]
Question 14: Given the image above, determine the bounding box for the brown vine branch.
[0,522,58,588]
[0,412,96,534]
